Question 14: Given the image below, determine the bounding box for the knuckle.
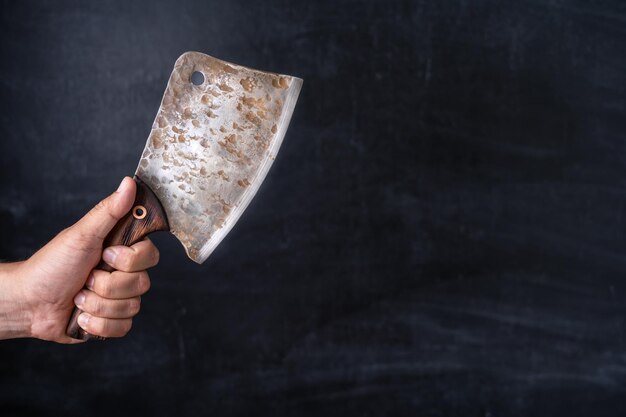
[88,296,105,316]
[137,271,151,294]
[118,319,133,337]
[128,298,141,316]
[117,250,136,271]
[151,246,160,265]
[136,245,152,266]
[94,199,110,215]
[90,317,107,336]
[98,318,117,337]
[91,317,132,338]
[98,276,115,298]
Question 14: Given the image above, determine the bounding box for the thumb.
[72,177,136,241]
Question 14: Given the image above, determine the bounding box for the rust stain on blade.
[135,51,302,263]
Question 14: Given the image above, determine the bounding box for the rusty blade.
[135,52,302,263]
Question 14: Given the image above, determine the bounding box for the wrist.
[0,261,33,339]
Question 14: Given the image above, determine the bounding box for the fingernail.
[86,273,95,290]
[102,248,117,265]
[116,177,128,193]
[74,292,86,307]
[77,313,90,329]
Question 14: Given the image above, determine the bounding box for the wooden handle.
[66,176,169,341]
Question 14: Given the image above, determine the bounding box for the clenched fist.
[0,177,159,343]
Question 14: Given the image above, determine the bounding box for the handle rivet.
[132,205,147,220]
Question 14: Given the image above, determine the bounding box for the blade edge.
[193,76,303,263]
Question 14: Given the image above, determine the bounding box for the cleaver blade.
[66,51,302,340]
[138,51,302,263]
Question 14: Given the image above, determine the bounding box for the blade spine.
[185,50,304,83]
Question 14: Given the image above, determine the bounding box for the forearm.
[0,262,32,339]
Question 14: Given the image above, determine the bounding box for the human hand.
[0,177,159,343]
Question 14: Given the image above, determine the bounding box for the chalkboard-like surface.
[1,1,626,416]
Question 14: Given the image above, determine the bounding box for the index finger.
[102,238,160,272]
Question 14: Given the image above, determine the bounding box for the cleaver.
[66,51,302,340]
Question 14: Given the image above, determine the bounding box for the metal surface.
[135,51,302,263]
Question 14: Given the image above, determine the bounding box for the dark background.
[1,0,626,415]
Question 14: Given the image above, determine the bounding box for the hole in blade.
[191,71,204,86]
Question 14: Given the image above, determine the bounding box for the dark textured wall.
[1,0,626,415]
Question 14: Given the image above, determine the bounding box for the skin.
[0,177,159,343]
